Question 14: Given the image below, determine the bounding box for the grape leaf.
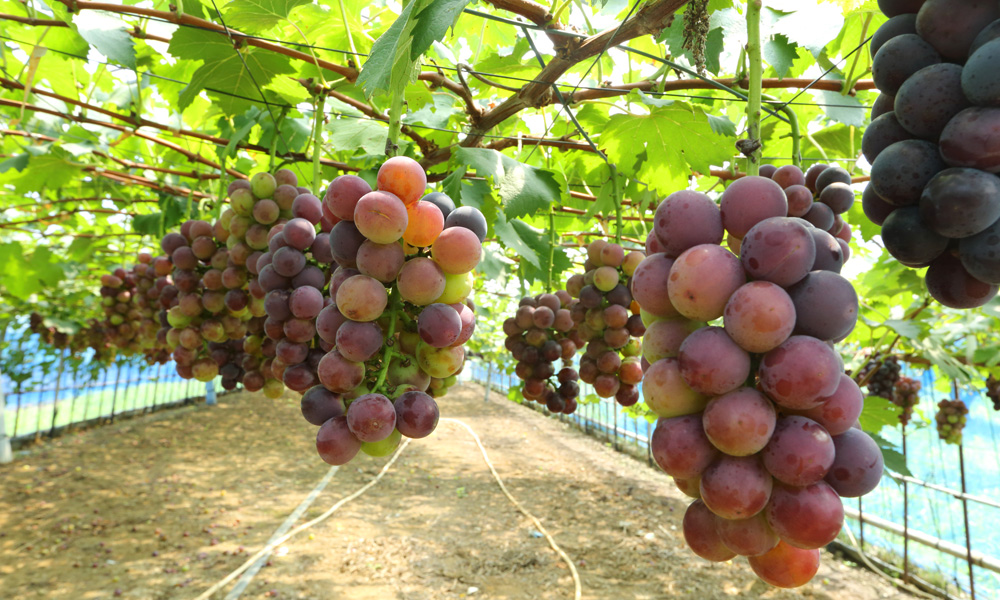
[767,3,845,55]
[870,432,911,477]
[326,119,390,155]
[356,0,428,97]
[600,103,732,194]
[177,48,295,115]
[814,90,866,127]
[512,220,572,285]
[455,148,560,220]
[72,11,136,69]
[858,395,902,433]
[492,217,540,268]
[222,0,311,31]
[764,34,798,78]
[410,0,471,60]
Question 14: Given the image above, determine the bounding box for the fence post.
[108,362,122,423]
[47,348,68,438]
[205,379,217,406]
[484,362,493,402]
[0,367,11,464]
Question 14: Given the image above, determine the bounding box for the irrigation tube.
[223,465,339,600]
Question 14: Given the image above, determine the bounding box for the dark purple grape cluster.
[565,240,646,406]
[863,0,1000,309]
[857,354,901,400]
[987,375,1000,411]
[504,291,583,414]
[893,376,922,425]
[935,398,969,444]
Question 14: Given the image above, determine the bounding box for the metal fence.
[0,354,214,460]
[460,360,1000,600]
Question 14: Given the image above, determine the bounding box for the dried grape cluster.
[566,240,646,406]
[935,398,969,444]
[864,0,1000,308]
[893,376,922,425]
[635,178,881,589]
[504,291,583,414]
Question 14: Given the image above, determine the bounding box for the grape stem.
[372,286,402,394]
[744,0,763,175]
[311,95,325,196]
[386,91,404,157]
[547,207,555,293]
[610,163,622,246]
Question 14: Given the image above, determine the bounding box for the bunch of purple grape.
[565,240,646,406]
[863,0,1000,308]
[304,157,484,465]
[633,181,880,589]
[893,376,922,425]
[504,291,583,414]
[935,398,969,444]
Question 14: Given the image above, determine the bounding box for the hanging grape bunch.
[98,267,142,352]
[130,252,172,364]
[987,375,1000,411]
[504,291,584,414]
[221,169,310,397]
[856,353,902,400]
[893,376,922,425]
[306,157,485,466]
[565,240,646,406]
[160,219,251,382]
[862,0,1000,308]
[935,398,970,444]
[249,172,336,398]
[634,180,882,589]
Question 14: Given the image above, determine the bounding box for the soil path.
[0,384,912,599]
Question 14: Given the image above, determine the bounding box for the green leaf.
[0,154,29,173]
[764,34,798,78]
[72,11,136,69]
[767,3,845,55]
[492,217,540,268]
[814,90,866,127]
[222,0,311,31]
[455,148,560,220]
[177,48,295,115]
[858,396,902,433]
[326,119,390,155]
[600,103,732,194]
[410,0,472,60]
[870,433,911,477]
[356,0,428,97]
[511,220,571,285]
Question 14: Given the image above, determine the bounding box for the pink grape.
[723,281,796,354]
[346,393,397,443]
[641,318,700,362]
[403,201,444,247]
[678,326,750,396]
[702,388,776,456]
[762,416,835,486]
[336,275,388,322]
[354,191,408,244]
[747,541,820,588]
[629,254,679,318]
[668,244,745,321]
[683,500,737,562]
[650,414,718,479]
[796,373,863,436]
[653,190,724,258]
[357,240,406,283]
[397,257,446,305]
[642,359,708,418]
[765,481,844,549]
[740,217,816,287]
[700,455,773,520]
[418,303,462,348]
[317,349,365,394]
[431,227,481,274]
[324,174,372,221]
[715,512,779,557]
[376,156,427,207]
[316,415,361,465]
[335,321,383,362]
[720,176,788,238]
[825,428,884,497]
[759,336,842,409]
[394,391,440,438]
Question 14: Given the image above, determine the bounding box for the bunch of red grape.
[161,219,254,382]
[863,0,1000,308]
[504,291,583,414]
[635,180,882,588]
[565,240,646,406]
[220,169,316,396]
[935,398,969,444]
[892,376,922,425]
[249,174,335,397]
[857,353,902,400]
[308,156,484,465]
[987,375,1000,411]
[98,267,144,352]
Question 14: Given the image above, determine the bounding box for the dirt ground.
[0,383,914,600]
